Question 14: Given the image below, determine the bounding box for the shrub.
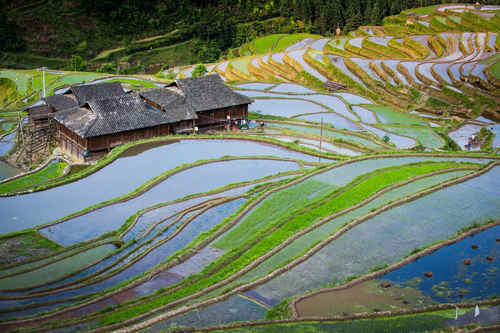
[192,64,208,78]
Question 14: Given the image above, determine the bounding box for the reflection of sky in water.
[41,159,298,245]
[0,140,316,233]
[298,113,361,131]
[0,199,247,318]
[361,124,416,149]
[449,124,483,151]
[249,98,326,118]
[288,49,327,82]
[382,225,499,303]
[234,83,274,90]
[0,130,16,156]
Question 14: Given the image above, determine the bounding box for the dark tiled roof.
[170,74,253,113]
[69,82,125,105]
[43,95,78,111]
[139,88,198,122]
[53,94,176,138]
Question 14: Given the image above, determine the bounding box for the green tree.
[69,55,87,71]
[192,64,208,78]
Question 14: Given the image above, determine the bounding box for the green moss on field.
[214,314,447,332]
[381,125,444,149]
[214,178,332,250]
[232,58,252,75]
[365,105,424,126]
[0,161,67,195]
[0,70,31,94]
[401,5,442,15]
[0,244,113,290]
[274,34,321,52]
[490,59,500,80]
[265,298,292,320]
[0,231,62,267]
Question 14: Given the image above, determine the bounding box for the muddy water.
[0,161,18,181]
[296,279,426,317]
[0,139,317,234]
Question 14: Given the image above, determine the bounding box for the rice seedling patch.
[381,125,444,149]
[252,166,500,302]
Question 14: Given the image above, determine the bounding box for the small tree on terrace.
[192,64,208,78]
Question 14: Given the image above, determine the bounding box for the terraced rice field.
[0,3,499,332]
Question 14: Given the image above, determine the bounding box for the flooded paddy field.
[296,224,499,317]
[268,122,384,149]
[2,7,500,330]
[40,159,298,245]
[249,99,327,118]
[0,139,317,233]
[249,166,500,304]
[297,113,361,131]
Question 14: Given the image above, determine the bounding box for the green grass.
[57,73,104,86]
[231,57,252,75]
[32,72,60,91]
[242,34,284,55]
[214,179,332,250]
[105,78,158,89]
[0,52,68,70]
[381,125,444,149]
[481,52,500,65]
[401,5,442,15]
[0,111,26,118]
[93,47,126,62]
[124,40,200,68]
[0,70,31,94]
[0,244,114,290]
[0,161,67,194]
[98,161,473,326]
[490,58,500,80]
[274,34,321,52]
[362,38,410,59]
[214,315,447,332]
[0,78,19,108]
[365,105,425,126]
[0,231,62,270]
[0,121,17,135]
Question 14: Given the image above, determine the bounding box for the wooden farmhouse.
[140,74,252,132]
[27,82,126,126]
[53,94,174,160]
[31,74,252,161]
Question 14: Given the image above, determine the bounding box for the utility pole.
[319,117,323,151]
[43,69,46,98]
[319,117,323,163]
[38,67,47,98]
